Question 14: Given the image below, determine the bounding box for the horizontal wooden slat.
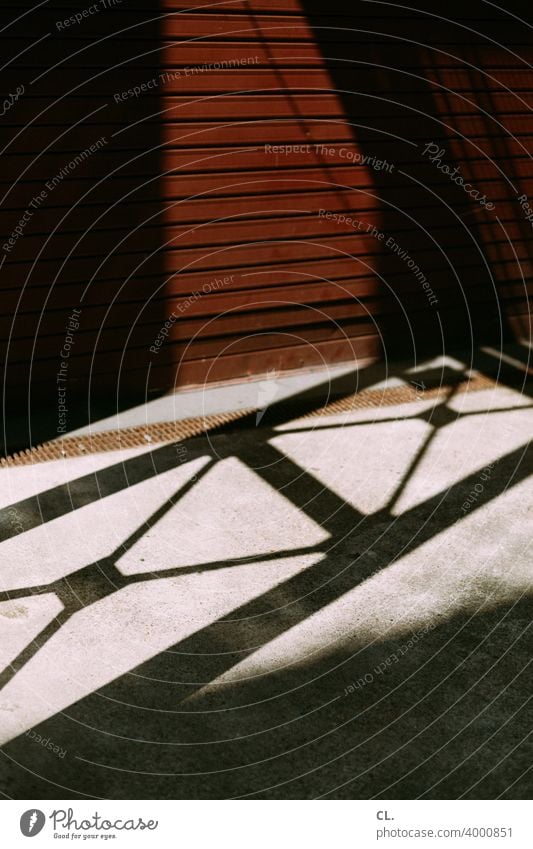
[1,0,531,396]
[5,225,529,298]
[3,166,531,231]
[1,93,348,129]
[0,204,510,266]
[0,278,504,354]
[2,239,532,312]
[3,302,482,374]
[10,65,533,97]
[9,86,533,130]
[6,116,533,160]
[10,41,533,71]
[3,148,533,208]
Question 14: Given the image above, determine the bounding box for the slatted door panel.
[1,0,531,406]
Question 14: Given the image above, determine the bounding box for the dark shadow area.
[1,2,170,453]
[2,593,532,800]
[300,0,533,360]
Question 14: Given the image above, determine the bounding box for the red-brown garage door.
[1,0,531,407]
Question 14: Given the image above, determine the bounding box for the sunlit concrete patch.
[70,362,358,435]
[407,354,467,374]
[270,418,431,514]
[187,475,533,699]
[0,456,210,592]
[65,355,468,438]
[0,443,163,512]
[446,385,532,414]
[0,553,323,745]
[275,397,438,431]
[117,456,329,574]
[392,407,533,515]
[0,594,63,675]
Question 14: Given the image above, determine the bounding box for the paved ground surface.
[0,351,532,799]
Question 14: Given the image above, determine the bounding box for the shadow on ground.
[1,596,532,799]
[0,349,531,799]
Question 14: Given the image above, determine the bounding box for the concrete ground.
[0,349,532,799]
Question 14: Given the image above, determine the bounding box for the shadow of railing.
[1,0,533,801]
[0,345,531,797]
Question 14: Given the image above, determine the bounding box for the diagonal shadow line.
[0,358,415,541]
[0,607,73,691]
[127,543,325,585]
[280,402,533,434]
[0,413,361,546]
[232,436,366,535]
[0,540,331,705]
[0,437,529,754]
[282,400,527,437]
[0,458,218,689]
[0,352,528,546]
[0,544,327,692]
[0,358,530,708]
[114,548,365,693]
[0,545,323,608]
[3,381,529,615]
[384,383,460,513]
[97,455,217,573]
[11,439,526,720]
[0,454,216,602]
[0,434,366,694]
[116,440,533,703]
[0,434,216,543]
[472,348,533,397]
[0,362,480,543]
[381,443,533,561]
[207,362,438,436]
[0,432,324,687]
